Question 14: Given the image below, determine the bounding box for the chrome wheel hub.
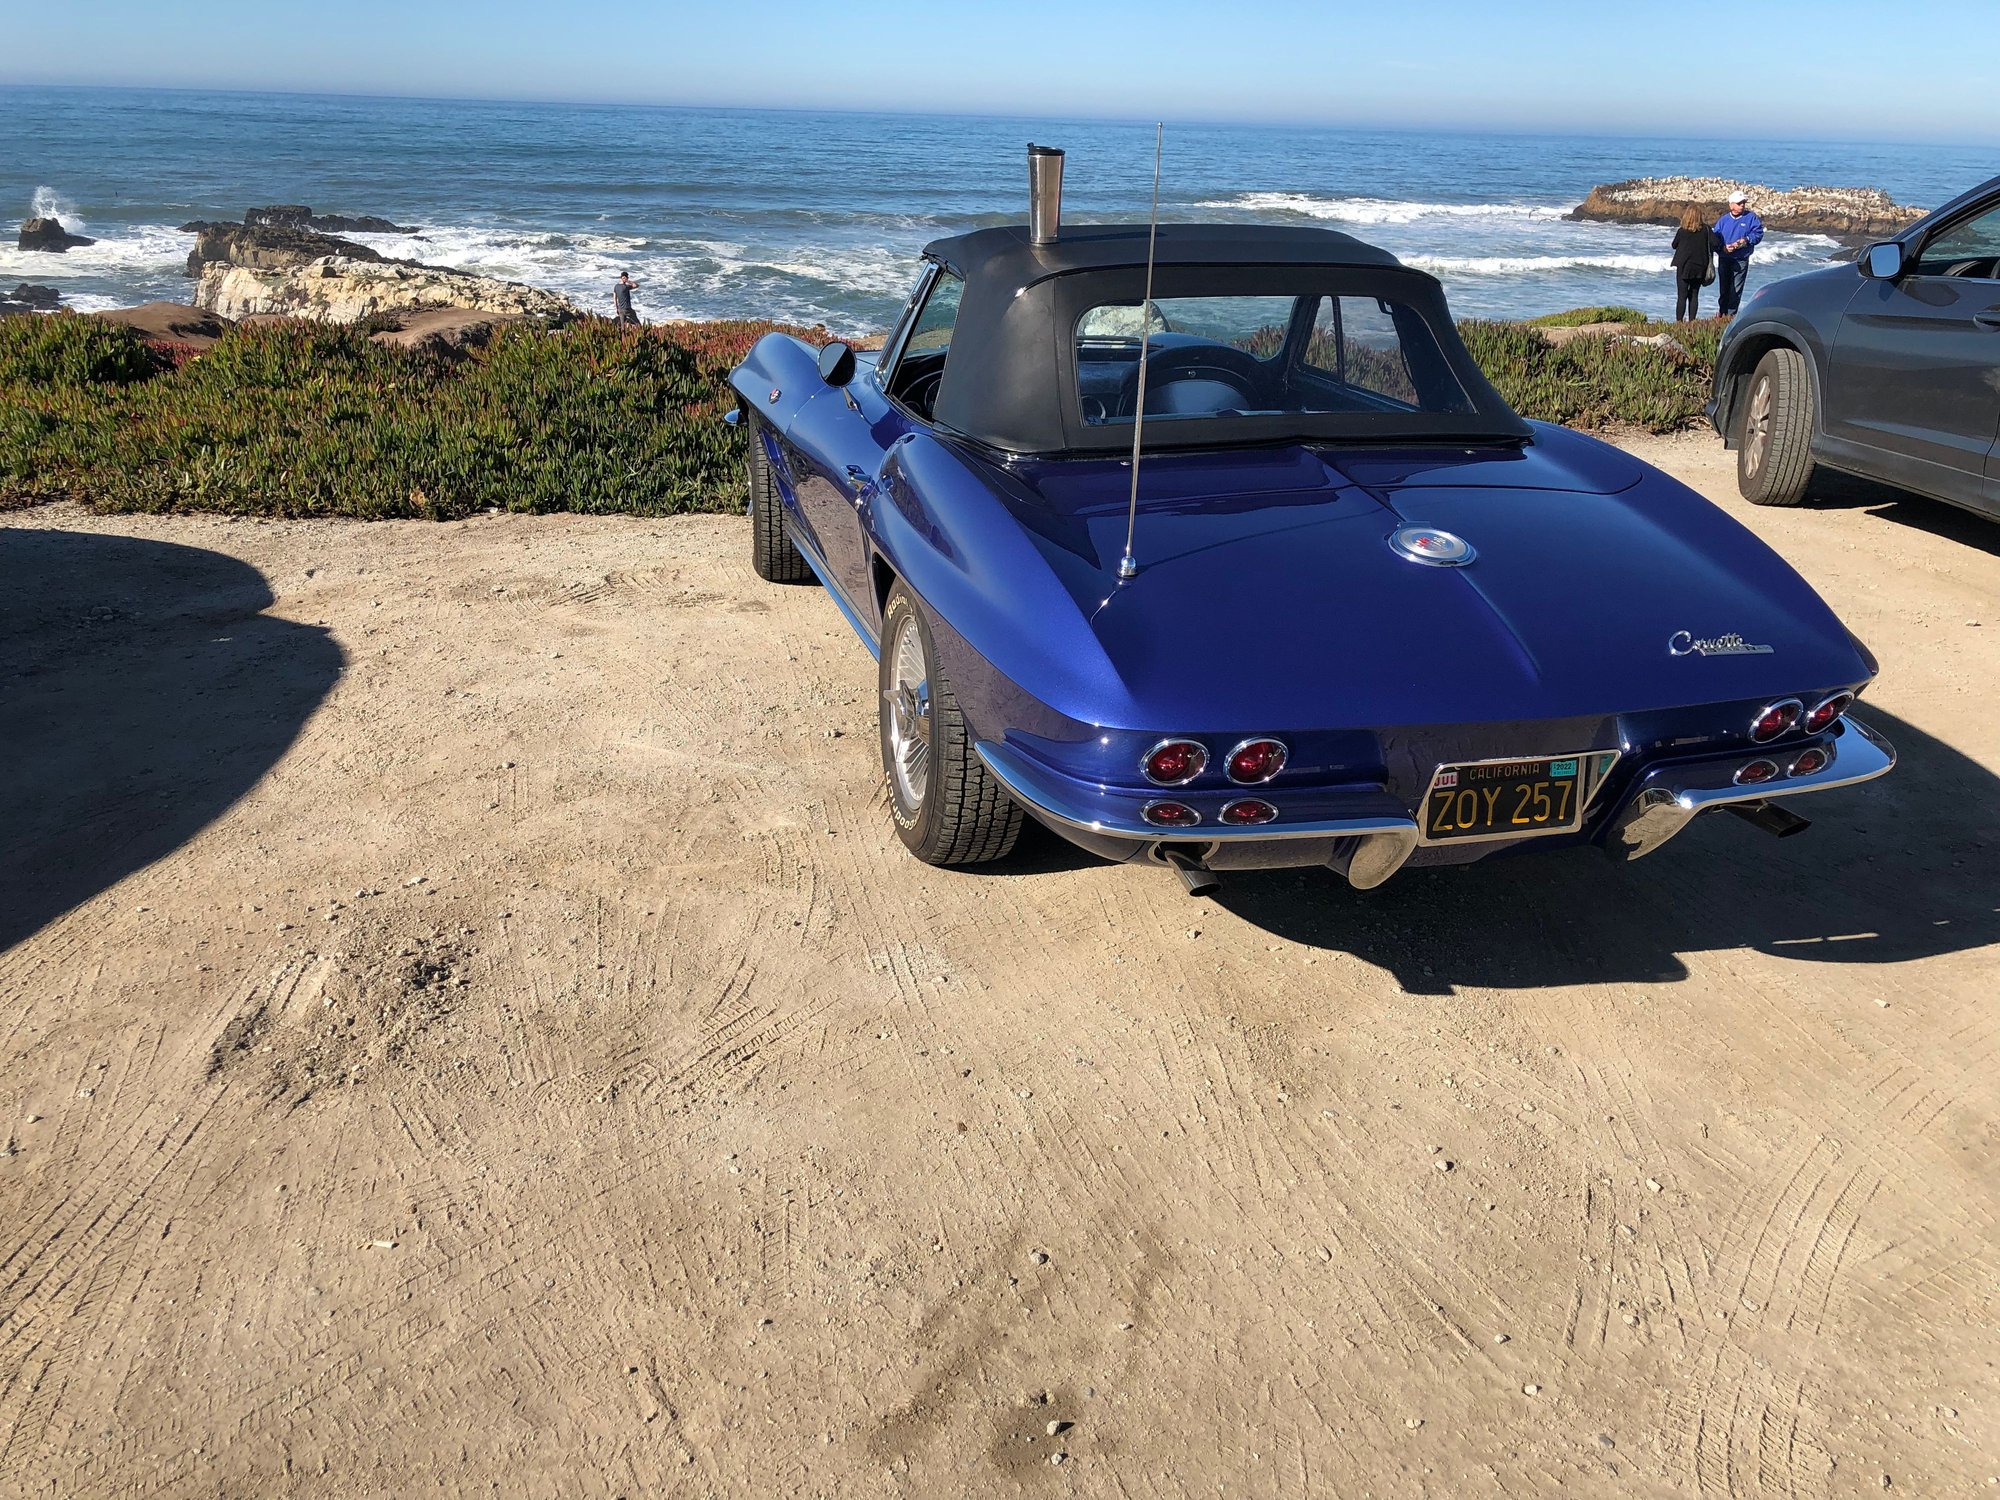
[885,615,932,810]
[1744,376,1772,478]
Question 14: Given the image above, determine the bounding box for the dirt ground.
[2,432,1995,1499]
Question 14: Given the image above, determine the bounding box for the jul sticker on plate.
[1434,770,1459,789]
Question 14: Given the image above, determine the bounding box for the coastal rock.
[1571,178,1925,241]
[0,283,65,316]
[195,256,577,325]
[18,216,96,253]
[87,301,234,350]
[184,222,385,276]
[246,204,419,235]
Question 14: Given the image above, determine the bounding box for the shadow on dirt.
[0,528,342,952]
[1804,468,2000,559]
[1209,706,1997,993]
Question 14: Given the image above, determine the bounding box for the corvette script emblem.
[1668,630,1773,657]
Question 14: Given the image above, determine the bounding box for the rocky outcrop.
[87,302,234,349]
[1571,178,1926,241]
[194,256,576,325]
[0,283,64,316]
[184,221,385,276]
[18,216,96,252]
[245,204,418,235]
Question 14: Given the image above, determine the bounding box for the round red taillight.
[1735,758,1780,785]
[1803,693,1853,734]
[1790,746,1831,777]
[1142,739,1207,786]
[1225,738,1287,784]
[1143,800,1201,828]
[1219,798,1278,826]
[1750,699,1802,743]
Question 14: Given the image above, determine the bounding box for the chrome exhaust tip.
[1028,143,1064,245]
[1159,846,1220,897]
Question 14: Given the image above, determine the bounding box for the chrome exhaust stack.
[1028,143,1064,245]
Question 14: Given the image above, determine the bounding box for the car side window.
[1912,203,2000,279]
[903,272,964,358]
[887,270,963,418]
[1303,296,1424,408]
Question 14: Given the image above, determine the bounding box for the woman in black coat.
[1670,206,1716,321]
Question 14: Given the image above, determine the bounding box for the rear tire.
[879,588,1023,866]
[747,417,810,583]
[1737,347,1816,507]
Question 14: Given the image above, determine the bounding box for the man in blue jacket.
[1713,191,1764,319]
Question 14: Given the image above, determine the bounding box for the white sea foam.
[1406,251,1674,277]
[1197,192,1569,225]
[0,223,188,283]
[342,220,924,323]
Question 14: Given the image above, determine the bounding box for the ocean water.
[2,87,1991,329]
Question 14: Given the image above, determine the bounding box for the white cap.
[1728,191,1748,204]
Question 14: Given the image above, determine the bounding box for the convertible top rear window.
[1075,291,1476,427]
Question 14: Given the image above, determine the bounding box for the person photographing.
[1713,191,1764,319]
[613,270,640,326]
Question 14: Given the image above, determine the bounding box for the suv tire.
[1737,347,1816,507]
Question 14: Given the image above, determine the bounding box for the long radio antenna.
[1116,122,1164,583]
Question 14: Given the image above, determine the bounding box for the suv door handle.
[1974,310,2000,330]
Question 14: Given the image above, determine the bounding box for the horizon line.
[2,79,1994,154]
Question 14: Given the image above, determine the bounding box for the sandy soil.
[2,432,1996,1498]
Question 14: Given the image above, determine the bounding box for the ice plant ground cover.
[1,312,1723,519]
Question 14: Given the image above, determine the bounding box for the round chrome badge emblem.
[1388,526,1476,567]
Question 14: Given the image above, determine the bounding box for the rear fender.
[871,434,1132,746]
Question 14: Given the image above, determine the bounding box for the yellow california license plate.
[1423,756,1585,843]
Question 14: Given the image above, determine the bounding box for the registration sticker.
[1434,770,1459,789]
[1550,759,1578,778]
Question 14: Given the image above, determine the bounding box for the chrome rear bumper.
[973,739,1421,888]
[1604,715,1896,861]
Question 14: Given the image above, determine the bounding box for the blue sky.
[8,0,1998,142]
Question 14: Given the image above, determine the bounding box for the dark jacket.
[1671,226,1715,281]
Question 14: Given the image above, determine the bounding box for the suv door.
[1823,197,2000,510]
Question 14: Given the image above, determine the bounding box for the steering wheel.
[1118,343,1267,416]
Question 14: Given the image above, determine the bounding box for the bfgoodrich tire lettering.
[747,417,811,583]
[1737,346,1816,507]
[878,588,1022,866]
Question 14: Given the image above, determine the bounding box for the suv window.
[1913,203,2000,278]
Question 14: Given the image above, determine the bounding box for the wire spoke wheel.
[876,588,1022,866]
[885,613,932,811]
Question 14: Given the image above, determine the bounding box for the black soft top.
[908,223,1528,456]
[921,222,1406,285]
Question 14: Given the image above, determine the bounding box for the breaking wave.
[30,185,83,232]
[1196,192,1569,225]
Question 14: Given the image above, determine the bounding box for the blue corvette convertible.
[728,150,1894,893]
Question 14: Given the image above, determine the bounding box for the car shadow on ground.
[1804,468,2000,559]
[1206,706,1996,993]
[0,527,343,953]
